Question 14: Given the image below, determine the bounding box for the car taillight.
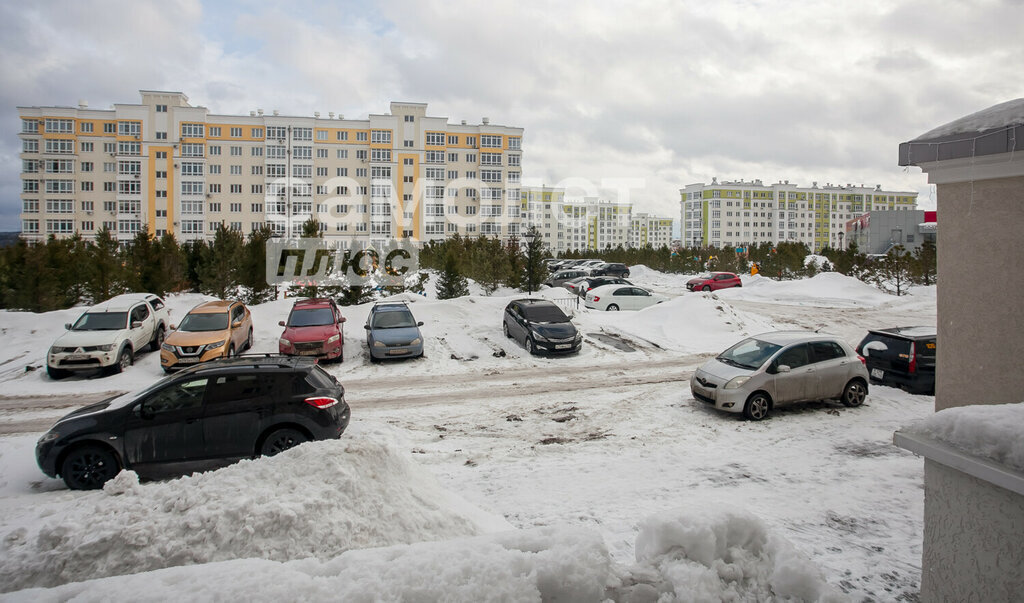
[908,343,917,374]
[305,396,338,409]
[857,355,866,365]
[592,296,600,302]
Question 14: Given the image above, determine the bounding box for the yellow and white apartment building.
[680,178,918,251]
[18,90,524,245]
[521,186,674,253]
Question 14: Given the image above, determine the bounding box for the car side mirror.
[170,324,177,331]
[232,320,242,329]
[278,320,286,327]
[417,321,424,326]
[339,317,347,323]
[131,320,143,329]
[136,402,155,420]
[778,364,791,373]
[364,324,371,330]
[64,323,72,330]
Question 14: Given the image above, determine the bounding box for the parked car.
[278,298,347,362]
[686,272,742,292]
[47,293,170,379]
[856,327,936,395]
[590,262,630,278]
[691,332,869,421]
[543,269,587,288]
[35,356,351,489]
[567,276,634,297]
[584,284,667,311]
[366,302,425,362]
[503,299,582,355]
[161,300,254,373]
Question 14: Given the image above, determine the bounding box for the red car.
[279,298,347,362]
[686,272,742,292]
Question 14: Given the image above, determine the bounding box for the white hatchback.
[584,284,667,311]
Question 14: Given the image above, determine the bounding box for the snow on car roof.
[88,293,157,312]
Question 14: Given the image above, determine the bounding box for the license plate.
[298,350,321,356]
[65,354,88,361]
[871,368,884,379]
[176,357,200,364]
[388,348,408,355]
[555,344,571,349]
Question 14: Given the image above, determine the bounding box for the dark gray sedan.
[503,299,582,355]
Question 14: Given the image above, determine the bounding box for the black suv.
[36,356,351,489]
[856,327,936,395]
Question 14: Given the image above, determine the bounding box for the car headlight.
[532,331,550,342]
[205,340,226,351]
[161,343,175,352]
[723,376,751,390]
[326,334,340,344]
[38,431,60,444]
[279,338,291,347]
[373,340,386,348]
[50,346,66,354]
[410,338,422,346]
[96,343,116,352]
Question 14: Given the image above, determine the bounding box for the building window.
[481,135,502,148]
[371,149,391,162]
[507,137,521,150]
[181,123,204,138]
[425,151,445,164]
[24,139,40,153]
[46,219,75,234]
[156,104,167,112]
[293,146,312,159]
[251,128,263,138]
[371,130,392,144]
[45,119,74,133]
[292,127,312,141]
[80,122,93,133]
[181,143,204,157]
[44,139,74,154]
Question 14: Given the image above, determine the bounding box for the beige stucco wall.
[921,460,1024,602]
[934,174,1024,412]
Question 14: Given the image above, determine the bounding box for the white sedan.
[584,284,667,311]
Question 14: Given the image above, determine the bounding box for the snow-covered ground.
[0,267,938,600]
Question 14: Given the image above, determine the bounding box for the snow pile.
[4,526,612,602]
[0,425,509,592]
[804,254,833,271]
[719,272,893,308]
[903,402,1024,472]
[629,506,844,602]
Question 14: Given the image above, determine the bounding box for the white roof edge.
[893,430,1024,497]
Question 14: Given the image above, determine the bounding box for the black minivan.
[856,327,936,395]
[37,356,351,489]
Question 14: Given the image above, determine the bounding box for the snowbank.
[902,402,1024,472]
[631,506,844,602]
[719,272,893,308]
[0,424,509,592]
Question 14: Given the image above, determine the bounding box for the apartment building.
[521,187,674,252]
[679,178,918,251]
[18,90,524,245]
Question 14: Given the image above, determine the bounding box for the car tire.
[841,379,867,407]
[110,346,133,375]
[245,328,254,351]
[369,353,381,364]
[61,445,120,490]
[525,338,536,355]
[260,428,308,457]
[47,365,70,380]
[743,392,771,421]
[702,285,711,292]
[503,322,511,338]
[149,326,165,352]
[606,304,619,311]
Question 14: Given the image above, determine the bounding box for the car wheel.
[503,321,511,338]
[841,379,867,407]
[245,328,254,350]
[47,365,70,380]
[260,428,308,457]
[369,353,381,364]
[149,327,165,352]
[111,346,133,374]
[743,393,771,421]
[61,445,120,490]
[525,338,536,355]
[702,285,711,292]
[228,344,235,358]
[607,304,619,311]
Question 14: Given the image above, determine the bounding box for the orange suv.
[160,300,254,372]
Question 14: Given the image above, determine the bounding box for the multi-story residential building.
[629,213,674,248]
[521,187,673,252]
[18,90,524,245]
[679,178,918,251]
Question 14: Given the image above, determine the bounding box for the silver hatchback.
[691,332,869,420]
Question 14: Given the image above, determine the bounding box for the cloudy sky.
[2,0,1023,232]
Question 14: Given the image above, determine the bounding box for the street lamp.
[838,231,844,251]
[523,227,539,296]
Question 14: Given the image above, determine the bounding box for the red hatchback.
[279,298,347,362]
[686,272,742,292]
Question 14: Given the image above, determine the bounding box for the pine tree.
[87,227,124,303]
[238,226,276,304]
[436,251,470,299]
[198,224,244,298]
[913,240,937,285]
[156,233,189,294]
[522,232,546,293]
[873,245,914,296]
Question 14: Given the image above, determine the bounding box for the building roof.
[899,98,1024,166]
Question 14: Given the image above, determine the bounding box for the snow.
[0,266,940,600]
[804,254,833,271]
[915,97,1024,140]
[902,402,1024,472]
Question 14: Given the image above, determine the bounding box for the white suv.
[47,293,171,379]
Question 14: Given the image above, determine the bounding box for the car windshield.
[696,273,713,280]
[72,312,128,331]
[522,305,569,323]
[717,338,783,370]
[289,308,335,327]
[178,312,229,332]
[371,310,417,329]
